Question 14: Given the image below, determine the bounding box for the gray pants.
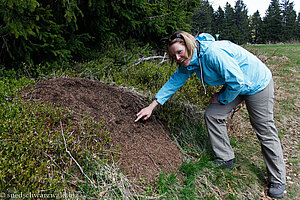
[204,79,286,184]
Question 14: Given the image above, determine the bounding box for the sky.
[209,0,300,17]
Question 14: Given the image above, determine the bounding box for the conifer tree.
[250,11,263,43]
[281,0,297,42]
[0,0,75,67]
[213,6,225,39]
[262,0,283,43]
[297,12,300,40]
[223,3,238,42]
[191,0,214,35]
[0,0,200,67]
[234,0,250,44]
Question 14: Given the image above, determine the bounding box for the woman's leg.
[204,96,243,161]
[244,79,286,184]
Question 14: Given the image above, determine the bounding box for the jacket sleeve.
[155,66,194,105]
[206,48,245,104]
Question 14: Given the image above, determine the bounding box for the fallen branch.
[158,52,167,65]
[133,55,168,66]
[60,120,97,188]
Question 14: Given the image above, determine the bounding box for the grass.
[0,42,299,199]
[241,43,300,198]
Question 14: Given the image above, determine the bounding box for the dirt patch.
[20,78,183,182]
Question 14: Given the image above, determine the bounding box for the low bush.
[0,74,117,196]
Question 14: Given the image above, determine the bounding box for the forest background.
[0,0,299,69]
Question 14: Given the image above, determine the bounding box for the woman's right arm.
[135,66,193,122]
[154,66,193,105]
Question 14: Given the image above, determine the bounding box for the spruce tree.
[234,0,250,44]
[191,0,214,35]
[297,12,300,40]
[250,11,263,44]
[223,3,238,42]
[213,6,225,39]
[0,0,72,67]
[262,0,283,43]
[281,0,297,42]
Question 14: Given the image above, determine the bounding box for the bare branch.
[133,55,168,66]
[158,52,167,65]
[60,120,97,188]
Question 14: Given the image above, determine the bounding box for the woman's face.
[168,42,191,67]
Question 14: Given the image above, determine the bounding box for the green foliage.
[155,172,178,197]
[195,0,300,44]
[233,0,251,44]
[0,0,70,66]
[191,0,214,34]
[155,152,264,199]
[78,0,198,45]
[0,100,65,193]
[222,3,238,42]
[297,13,300,40]
[0,0,201,68]
[262,0,283,43]
[0,69,34,102]
[250,11,263,44]
[213,6,225,36]
[1,0,300,70]
[0,74,116,195]
[281,0,298,42]
[0,0,92,68]
[192,0,250,44]
[155,168,201,199]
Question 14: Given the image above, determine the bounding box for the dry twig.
[133,55,168,66]
[60,120,97,188]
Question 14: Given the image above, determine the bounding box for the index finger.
[135,114,143,122]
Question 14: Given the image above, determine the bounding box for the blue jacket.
[155,33,272,105]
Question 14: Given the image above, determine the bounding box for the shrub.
[0,75,116,196]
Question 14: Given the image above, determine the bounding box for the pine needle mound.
[21,78,183,183]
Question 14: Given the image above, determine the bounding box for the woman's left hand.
[210,93,221,104]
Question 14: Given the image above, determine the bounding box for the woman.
[135,31,286,199]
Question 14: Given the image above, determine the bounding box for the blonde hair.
[167,31,196,66]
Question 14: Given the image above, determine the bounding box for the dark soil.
[20,78,183,182]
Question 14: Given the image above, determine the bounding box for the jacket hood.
[195,33,215,57]
[188,33,215,67]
